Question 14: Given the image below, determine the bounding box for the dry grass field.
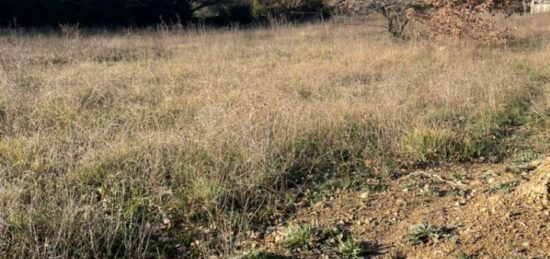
[0,14,549,258]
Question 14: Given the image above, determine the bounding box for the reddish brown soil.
[252,159,550,258]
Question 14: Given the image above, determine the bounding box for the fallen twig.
[401,171,469,188]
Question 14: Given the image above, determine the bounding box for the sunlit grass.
[0,14,550,257]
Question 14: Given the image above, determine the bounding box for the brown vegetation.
[332,0,527,41]
[0,13,549,257]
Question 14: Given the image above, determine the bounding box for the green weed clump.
[398,86,544,167]
[280,225,312,250]
[404,223,455,245]
[337,238,363,259]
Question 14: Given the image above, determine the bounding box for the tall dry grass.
[0,15,549,257]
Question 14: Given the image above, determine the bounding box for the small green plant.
[506,150,539,174]
[489,180,521,193]
[513,150,539,163]
[449,187,471,197]
[366,181,387,193]
[452,173,466,181]
[404,178,426,190]
[404,223,454,245]
[280,225,312,250]
[337,238,362,259]
[241,250,287,259]
[418,185,442,197]
[457,250,474,259]
[506,163,537,174]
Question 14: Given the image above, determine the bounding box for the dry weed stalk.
[59,23,80,39]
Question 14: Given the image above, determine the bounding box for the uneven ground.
[254,154,550,258]
[0,15,549,258]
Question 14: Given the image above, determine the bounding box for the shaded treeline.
[0,0,330,27]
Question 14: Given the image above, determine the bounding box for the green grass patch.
[337,238,363,259]
[279,225,313,250]
[404,223,456,245]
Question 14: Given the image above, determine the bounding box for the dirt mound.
[252,159,550,258]
[517,158,550,206]
[449,159,550,258]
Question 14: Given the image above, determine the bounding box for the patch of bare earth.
[256,159,550,258]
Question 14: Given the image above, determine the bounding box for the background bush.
[0,0,331,27]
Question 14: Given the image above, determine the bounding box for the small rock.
[396,198,406,205]
[530,160,543,167]
[470,180,483,186]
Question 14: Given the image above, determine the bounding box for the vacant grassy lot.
[0,15,549,257]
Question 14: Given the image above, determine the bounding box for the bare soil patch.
[254,158,550,258]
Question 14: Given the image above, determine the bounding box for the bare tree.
[328,0,420,38]
[372,0,420,38]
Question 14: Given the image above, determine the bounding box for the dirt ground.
[249,157,550,258]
